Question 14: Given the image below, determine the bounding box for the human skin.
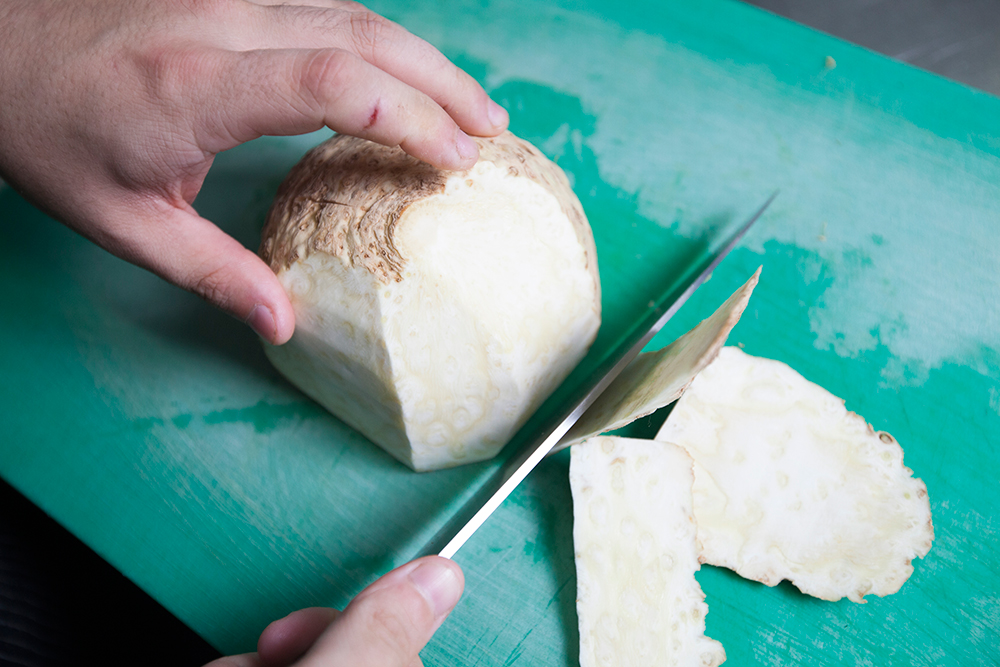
[0,0,504,661]
[0,0,508,345]
[207,556,465,667]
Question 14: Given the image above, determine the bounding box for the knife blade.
[419,191,777,560]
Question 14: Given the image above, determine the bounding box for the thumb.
[96,201,296,344]
[296,557,464,667]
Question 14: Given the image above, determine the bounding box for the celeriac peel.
[656,347,934,602]
[559,268,760,451]
[571,436,726,667]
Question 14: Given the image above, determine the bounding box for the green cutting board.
[1,0,997,663]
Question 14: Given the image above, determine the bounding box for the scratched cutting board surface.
[1,0,998,663]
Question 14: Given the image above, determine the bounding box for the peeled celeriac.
[260,132,601,471]
[570,436,726,667]
[656,347,934,603]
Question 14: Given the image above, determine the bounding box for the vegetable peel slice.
[570,436,726,667]
[656,347,934,603]
[556,268,760,452]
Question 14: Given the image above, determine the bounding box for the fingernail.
[488,100,508,129]
[455,129,478,163]
[408,560,463,619]
[246,304,276,342]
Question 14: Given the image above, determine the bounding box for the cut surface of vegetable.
[570,436,725,667]
[558,268,760,451]
[259,132,601,471]
[656,347,934,603]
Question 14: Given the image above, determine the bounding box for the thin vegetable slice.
[656,347,934,603]
[557,268,760,451]
[571,436,726,666]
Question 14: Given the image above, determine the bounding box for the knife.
[418,191,777,560]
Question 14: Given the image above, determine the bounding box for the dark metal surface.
[743,0,1000,96]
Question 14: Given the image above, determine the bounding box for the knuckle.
[348,10,394,60]
[297,49,355,107]
[439,67,483,116]
[352,585,433,662]
[369,607,416,658]
[176,0,238,20]
[190,264,233,310]
[134,45,214,102]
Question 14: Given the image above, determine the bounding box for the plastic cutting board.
[1,0,998,663]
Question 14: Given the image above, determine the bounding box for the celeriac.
[260,132,601,471]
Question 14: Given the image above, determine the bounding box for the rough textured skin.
[258,131,601,471]
[260,131,598,292]
[260,137,446,283]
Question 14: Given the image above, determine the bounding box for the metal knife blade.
[420,191,777,560]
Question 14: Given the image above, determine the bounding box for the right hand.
[206,556,465,667]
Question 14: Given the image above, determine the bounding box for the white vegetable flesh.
[656,347,934,602]
[261,133,600,471]
[558,268,759,451]
[571,436,726,667]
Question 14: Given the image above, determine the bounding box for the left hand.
[0,0,508,345]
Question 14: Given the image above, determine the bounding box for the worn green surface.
[1,0,998,663]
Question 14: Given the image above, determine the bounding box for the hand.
[0,0,508,344]
[206,556,464,667]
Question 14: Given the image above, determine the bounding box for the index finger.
[184,46,481,169]
[247,3,509,137]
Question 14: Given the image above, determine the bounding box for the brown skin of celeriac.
[259,131,601,471]
[261,132,598,288]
